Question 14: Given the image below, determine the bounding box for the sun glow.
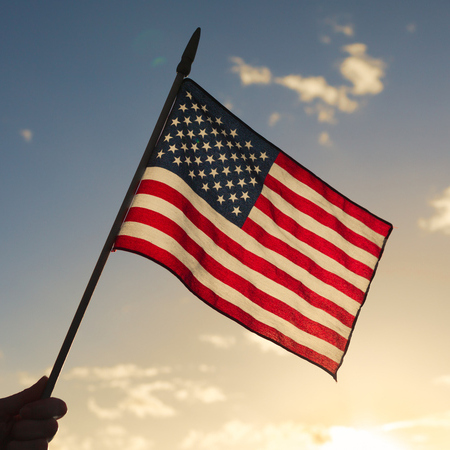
[323,426,406,450]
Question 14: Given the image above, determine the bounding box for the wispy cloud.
[180,421,402,449]
[244,332,286,356]
[230,43,386,125]
[383,410,450,432]
[61,363,226,420]
[230,57,272,86]
[318,131,333,147]
[199,334,236,349]
[418,187,450,234]
[20,129,33,143]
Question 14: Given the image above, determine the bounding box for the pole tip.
[177,28,201,77]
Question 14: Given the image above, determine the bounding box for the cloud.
[318,131,333,147]
[20,129,33,143]
[244,332,286,356]
[61,363,226,420]
[230,57,272,85]
[52,425,154,450]
[418,187,450,234]
[268,112,281,126]
[231,43,386,125]
[406,23,417,33]
[199,334,236,349]
[333,24,355,37]
[340,44,386,95]
[180,421,402,450]
[383,410,450,432]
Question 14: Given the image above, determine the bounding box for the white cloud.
[52,425,154,450]
[268,112,281,127]
[244,332,286,356]
[199,334,236,349]
[318,131,333,147]
[230,57,272,86]
[418,187,450,234]
[231,44,386,125]
[383,410,450,431]
[333,24,355,37]
[340,43,386,95]
[20,129,33,143]
[180,421,403,450]
[175,380,226,403]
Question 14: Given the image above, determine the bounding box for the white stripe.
[124,192,352,338]
[134,167,362,316]
[119,220,344,364]
[270,163,387,247]
[254,186,373,290]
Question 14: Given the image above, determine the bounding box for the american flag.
[114,79,392,378]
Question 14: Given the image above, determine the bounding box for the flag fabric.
[114,79,392,378]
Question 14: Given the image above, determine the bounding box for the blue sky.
[1,1,450,449]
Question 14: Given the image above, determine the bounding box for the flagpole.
[41,28,201,399]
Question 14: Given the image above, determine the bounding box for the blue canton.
[148,79,279,227]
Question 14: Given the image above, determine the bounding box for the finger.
[10,419,58,442]
[19,398,67,420]
[6,438,48,450]
[0,378,48,416]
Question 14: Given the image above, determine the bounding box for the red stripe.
[255,194,373,280]
[123,205,348,351]
[136,179,356,327]
[275,153,392,237]
[264,172,382,258]
[243,216,364,305]
[114,234,340,376]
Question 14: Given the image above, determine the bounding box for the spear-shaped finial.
[177,27,201,76]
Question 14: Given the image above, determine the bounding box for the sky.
[1,1,450,449]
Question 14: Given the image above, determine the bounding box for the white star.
[211,128,219,137]
[230,129,238,138]
[254,166,261,174]
[249,177,257,186]
[202,142,211,151]
[201,105,208,112]
[191,142,199,151]
[235,166,243,175]
[202,183,209,191]
[195,115,204,124]
[230,153,238,162]
[179,104,188,112]
[222,167,231,176]
[168,144,178,153]
[245,165,252,173]
[260,152,268,161]
[188,170,195,179]
[241,191,250,201]
[226,179,234,189]
[171,118,180,127]
[245,141,252,149]
[206,155,215,164]
[249,153,257,162]
[213,181,221,190]
[187,130,195,139]
[235,142,242,149]
[195,156,202,165]
[214,141,223,150]
[232,206,241,216]
[218,154,227,163]
[215,117,223,125]
[237,178,246,187]
[181,143,188,151]
[198,170,206,179]
[173,156,182,166]
[217,195,225,205]
[164,133,172,142]
[157,150,164,158]
[199,129,208,138]
[186,92,192,99]
[185,156,192,165]
[229,193,238,202]
[184,116,192,126]
[176,130,184,138]
[192,103,200,111]
[226,141,233,149]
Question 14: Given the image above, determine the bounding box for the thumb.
[1,376,48,416]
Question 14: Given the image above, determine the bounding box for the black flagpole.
[41,28,201,399]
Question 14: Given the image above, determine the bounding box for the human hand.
[0,376,67,449]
